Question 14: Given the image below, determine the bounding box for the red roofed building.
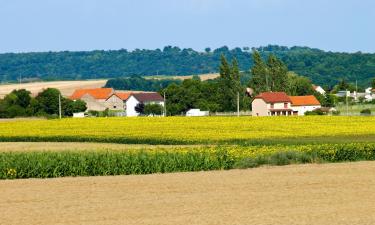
[70,88,115,111]
[252,92,321,116]
[290,95,321,115]
[252,92,293,116]
[70,88,114,100]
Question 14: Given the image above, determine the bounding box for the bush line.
[1,143,375,179]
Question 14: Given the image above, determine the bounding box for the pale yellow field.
[1,161,375,225]
[145,73,220,81]
[0,80,107,98]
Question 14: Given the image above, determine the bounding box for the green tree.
[35,88,61,115]
[8,89,31,108]
[287,72,314,96]
[267,54,288,92]
[62,99,87,116]
[218,55,243,111]
[144,104,163,115]
[248,50,269,94]
[135,103,145,114]
[372,77,375,88]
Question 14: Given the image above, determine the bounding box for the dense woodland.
[1,45,375,87]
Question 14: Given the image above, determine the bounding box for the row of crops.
[2,143,375,179]
[0,117,374,145]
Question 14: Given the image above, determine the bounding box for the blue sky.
[0,0,374,53]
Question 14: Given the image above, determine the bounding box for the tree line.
[162,52,337,115]
[0,89,86,118]
[1,45,375,87]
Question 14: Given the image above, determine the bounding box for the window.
[284,103,288,108]
[113,106,117,109]
[270,103,274,109]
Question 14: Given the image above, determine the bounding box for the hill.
[0,45,374,86]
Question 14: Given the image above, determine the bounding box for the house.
[105,92,132,111]
[313,85,326,95]
[289,95,321,116]
[70,88,114,111]
[186,109,209,117]
[126,92,164,117]
[252,92,293,116]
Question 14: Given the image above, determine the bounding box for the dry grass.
[146,73,220,81]
[0,80,107,98]
[0,142,201,152]
[1,161,375,225]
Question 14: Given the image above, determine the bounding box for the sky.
[0,0,374,53]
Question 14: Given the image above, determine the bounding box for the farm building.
[70,88,114,111]
[105,92,133,111]
[126,92,164,117]
[252,92,293,116]
[290,95,321,116]
[252,92,321,116]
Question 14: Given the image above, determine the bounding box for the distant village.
[70,84,375,117]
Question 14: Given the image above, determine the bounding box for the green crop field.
[0,116,374,179]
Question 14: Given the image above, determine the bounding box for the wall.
[80,94,107,111]
[105,95,124,111]
[292,105,321,116]
[252,99,268,116]
[126,96,140,117]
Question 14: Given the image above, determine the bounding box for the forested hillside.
[1,45,374,86]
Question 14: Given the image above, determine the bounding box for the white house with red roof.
[252,92,321,116]
[252,92,293,116]
[290,95,321,116]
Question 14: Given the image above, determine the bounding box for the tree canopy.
[1,45,374,87]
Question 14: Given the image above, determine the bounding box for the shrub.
[305,109,324,115]
[360,109,371,115]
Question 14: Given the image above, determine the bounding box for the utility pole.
[237,92,240,117]
[163,92,166,117]
[346,89,349,116]
[58,94,62,119]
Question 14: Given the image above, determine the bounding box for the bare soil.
[1,161,375,225]
[0,80,107,98]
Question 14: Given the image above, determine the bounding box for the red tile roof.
[254,92,291,103]
[70,88,114,100]
[132,92,164,102]
[111,92,133,101]
[290,95,321,106]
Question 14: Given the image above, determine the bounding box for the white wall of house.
[252,99,293,116]
[125,97,165,117]
[292,105,321,116]
[252,99,268,116]
[126,96,140,117]
[271,102,291,109]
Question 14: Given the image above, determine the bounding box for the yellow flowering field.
[0,116,374,145]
